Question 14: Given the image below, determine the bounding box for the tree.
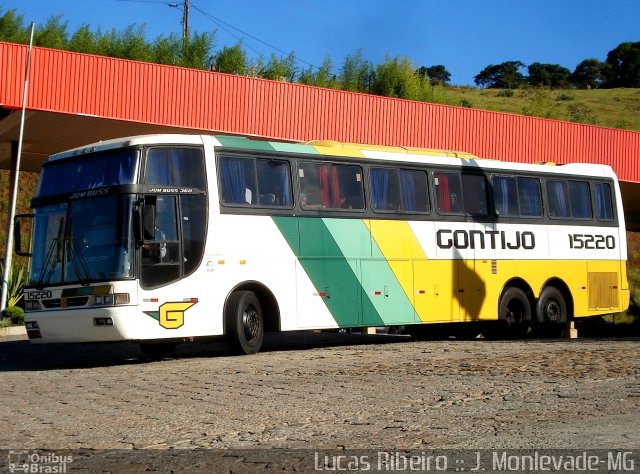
[603,41,640,88]
[569,59,608,89]
[69,24,98,54]
[213,42,247,74]
[339,49,373,93]
[527,63,570,88]
[180,31,215,69]
[261,52,297,82]
[298,56,338,88]
[371,54,423,100]
[474,61,526,89]
[417,65,451,85]
[0,8,29,43]
[152,34,183,66]
[34,15,68,50]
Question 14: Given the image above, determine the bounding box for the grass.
[445,87,640,131]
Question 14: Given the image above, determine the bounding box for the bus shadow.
[0,332,410,372]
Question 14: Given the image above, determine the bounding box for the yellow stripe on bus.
[364,220,432,322]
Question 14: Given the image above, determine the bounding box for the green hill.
[445,87,640,131]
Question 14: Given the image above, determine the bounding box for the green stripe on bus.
[272,216,385,327]
[214,135,277,151]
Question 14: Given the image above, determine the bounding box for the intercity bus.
[17,134,629,355]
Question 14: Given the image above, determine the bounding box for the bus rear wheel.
[225,290,264,355]
[534,286,568,338]
[496,287,532,338]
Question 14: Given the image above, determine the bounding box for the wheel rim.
[544,300,562,323]
[242,305,261,342]
[506,300,524,326]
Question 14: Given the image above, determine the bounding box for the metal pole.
[1,23,34,312]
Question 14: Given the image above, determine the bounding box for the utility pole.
[182,0,189,53]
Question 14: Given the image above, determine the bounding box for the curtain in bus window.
[331,166,341,208]
[318,165,331,207]
[146,148,205,189]
[399,170,416,211]
[569,181,592,218]
[518,178,542,217]
[595,183,614,220]
[220,157,247,204]
[435,173,451,212]
[494,176,514,216]
[371,168,390,210]
[548,180,570,218]
[146,149,175,185]
[278,162,292,206]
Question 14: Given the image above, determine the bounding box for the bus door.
[362,220,416,327]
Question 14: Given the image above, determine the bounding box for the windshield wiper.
[36,218,64,289]
[67,218,92,286]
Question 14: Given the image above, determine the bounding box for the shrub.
[1,306,24,326]
[496,89,514,98]
[556,92,575,101]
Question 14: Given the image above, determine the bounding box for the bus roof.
[48,133,617,180]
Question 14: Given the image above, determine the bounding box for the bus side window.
[547,180,571,218]
[462,174,488,215]
[256,159,293,207]
[518,177,542,217]
[594,182,614,220]
[299,162,364,210]
[371,168,400,211]
[146,147,205,189]
[399,169,429,212]
[569,180,592,219]
[219,156,257,205]
[494,176,518,216]
[435,171,462,213]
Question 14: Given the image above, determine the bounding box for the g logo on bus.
[144,301,197,329]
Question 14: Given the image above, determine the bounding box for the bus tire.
[535,286,567,338]
[497,287,532,338]
[225,290,264,355]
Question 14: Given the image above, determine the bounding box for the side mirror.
[14,214,33,257]
[142,198,157,241]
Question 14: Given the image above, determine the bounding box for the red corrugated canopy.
[1,41,639,183]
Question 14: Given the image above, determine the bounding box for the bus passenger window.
[219,156,257,205]
[371,168,401,211]
[399,169,429,212]
[146,147,205,189]
[435,172,462,213]
[594,183,614,220]
[569,181,592,219]
[518,177,542,217]
[462,174,488,215]
[494,176,518,216]
[256,159,293,207]
[547,180,571,218]
[299,162,364,210]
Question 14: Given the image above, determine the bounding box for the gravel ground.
[0,331,638,472]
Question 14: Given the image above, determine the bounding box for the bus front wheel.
[535,286,567,338]
[225,290,264,355]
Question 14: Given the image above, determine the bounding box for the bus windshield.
[37,150,139,197]
[29,195,136,286]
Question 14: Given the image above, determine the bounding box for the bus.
[17,134,629,355]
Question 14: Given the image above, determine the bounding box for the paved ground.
[0,331,639,472]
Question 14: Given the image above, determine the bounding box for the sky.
[3,0,639,85]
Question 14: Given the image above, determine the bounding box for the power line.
[190,2,315,68]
